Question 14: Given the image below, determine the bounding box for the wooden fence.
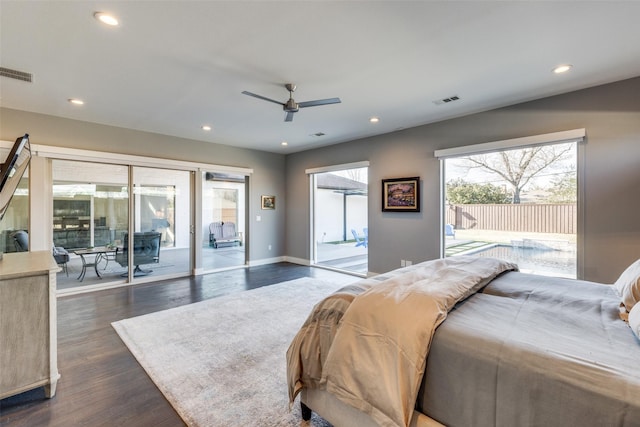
[445,204,576,234]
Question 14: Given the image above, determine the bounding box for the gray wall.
[0,107,287,263]
[285,77,640,283]
[3,76,639,283]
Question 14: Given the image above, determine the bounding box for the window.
[437,130,584,278]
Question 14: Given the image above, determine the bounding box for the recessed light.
[281,141,288,146]
[369,117,379,123]
[94,12,119,26]
[68,98,84,105]
[201,125,212,131]
[553,64,573,74]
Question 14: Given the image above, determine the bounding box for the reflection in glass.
[0,135,31,253]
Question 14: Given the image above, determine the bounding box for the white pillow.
[629,303,640,341]
[614,258,640,311]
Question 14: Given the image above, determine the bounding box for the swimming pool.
[470,244,576,278]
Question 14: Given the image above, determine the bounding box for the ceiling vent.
[0,66,33,82]
[433,95,460,106]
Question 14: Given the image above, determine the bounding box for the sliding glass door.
[132,166,192,279]
[311,165,368,275]
[53,160,130,290]
[53,160,193,291]
[201,172,247,271]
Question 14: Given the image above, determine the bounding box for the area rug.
[112,277,355,426]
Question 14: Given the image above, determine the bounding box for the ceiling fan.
[241,83,341,122]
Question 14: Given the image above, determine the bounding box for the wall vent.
[433,95,460,106]
[0,66,33,82]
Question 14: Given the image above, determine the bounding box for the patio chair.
[445,224,456,239]
[11,230,29,252]
[351,228,368,248]
[53,245,70,276]
[115,231,161,276]
[209,221,241,248]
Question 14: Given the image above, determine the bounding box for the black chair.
[10,230,69,276]
[11,230,29,252]
[53,245,70,276]
[115,231,161,276]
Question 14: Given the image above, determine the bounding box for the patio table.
[73,247,117,281]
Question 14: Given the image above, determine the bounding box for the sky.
[444,142,577,190]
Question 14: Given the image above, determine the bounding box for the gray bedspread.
[420,271,640,427]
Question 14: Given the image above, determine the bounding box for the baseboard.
[57,279,133,297]
[284,256,311,266]
[247,256,286,267]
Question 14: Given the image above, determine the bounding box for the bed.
[287,256,640,427]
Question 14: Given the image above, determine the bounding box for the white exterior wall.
[347,195,368,239]
[133,167,191,249]
[315,189,367,243]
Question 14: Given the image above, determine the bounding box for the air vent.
[0,66,33,82]
[433,95,460,106]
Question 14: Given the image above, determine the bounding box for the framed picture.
[261,195,276,210]
[382,177,420,212]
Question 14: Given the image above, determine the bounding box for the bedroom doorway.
[441,139,578,278]
[310,163,368,276]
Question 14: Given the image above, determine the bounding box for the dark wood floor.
[0,263,355,427]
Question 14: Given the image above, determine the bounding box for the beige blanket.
[287,256,517,427]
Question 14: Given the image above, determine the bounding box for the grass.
[325,239,357,245]
[445,240,493,256]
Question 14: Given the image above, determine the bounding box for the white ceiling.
[2,1,640,154]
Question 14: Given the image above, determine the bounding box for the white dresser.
[0,251,60,399]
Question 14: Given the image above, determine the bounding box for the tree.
[344,168,367,184]
[462,144,573,203]
[446,178,510,204]
[547,168,577,203]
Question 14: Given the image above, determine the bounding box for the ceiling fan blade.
[241,91,284,106]
[298,97,341,108]
[285,111,295,122]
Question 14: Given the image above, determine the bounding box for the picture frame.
[382,177,420,212]
[261,195,276,210]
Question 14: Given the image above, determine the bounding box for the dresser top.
[0,251,59,280]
